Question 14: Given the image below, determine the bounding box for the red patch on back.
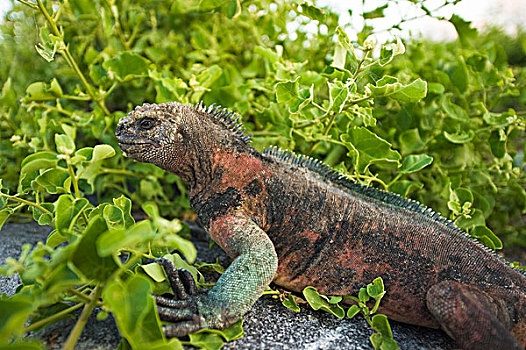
[212,149,271,191]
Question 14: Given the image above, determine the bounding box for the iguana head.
[116,101,251,186]
[116,102,188,169]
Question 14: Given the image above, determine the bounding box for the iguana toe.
[156,258,197,299]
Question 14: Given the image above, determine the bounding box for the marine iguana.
[115,101,526,349]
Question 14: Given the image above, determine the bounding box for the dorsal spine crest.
[193,101,252,143]
[261,145,525,274]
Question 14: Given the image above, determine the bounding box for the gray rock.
[0,222,454,349]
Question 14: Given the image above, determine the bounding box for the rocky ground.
[1,222,454,349]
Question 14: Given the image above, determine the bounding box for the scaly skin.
[116,102,526,349]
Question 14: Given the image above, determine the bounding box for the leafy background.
[0,0,524,348]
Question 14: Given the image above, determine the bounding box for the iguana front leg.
[156,211,278,337]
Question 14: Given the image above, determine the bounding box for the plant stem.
[63,285,102,350]
[33,0,110,115]
[233,0,242,18]
[352,48,371,81]
[28,102,73,116]
[25,303,83,332]
[18,0,38,9]
[100,167,137,177]
[103,0,131,50]
[347,95,373,105]
[68,288,104,307]
[0,192,53,217]
[386,173,402,188]
[355,173,388,190]
[307,112,337,154]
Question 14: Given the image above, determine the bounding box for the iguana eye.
[138,117,155,131]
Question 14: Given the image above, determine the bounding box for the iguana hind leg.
[426,280,521,350]
[155,211,278,337]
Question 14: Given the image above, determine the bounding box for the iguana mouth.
[116,135,160,148]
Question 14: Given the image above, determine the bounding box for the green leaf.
[0,208,14,231]
[370,333,399,350]
[346,305,360,318]
[188,333,223,350]
[193,319,244,342]
[388,180,423,197]
[399,154,433,174]
[275,77,304,113]
[282,294,300,312]
[399,129,425,153]
[103,52,151,81]
[193,64,222,88]
[42,263,82,294]
[450,58,469,93]
[368,77,427,103]
[441,94,469,121]
[466,53,487,72]
[198,0,230,11]
[379,37,405,66]
[55,195,90,235]
[32,203,54,225]
[96,220,156,257]
[140,262,166,283]
[34,168,69,194]
[70,216,118,280]
[0,294,34,340]
[92,144,116,161]
[450,14,477,47]
[488,130,506,158]
[371,314,393,337]
[187,320,244,350]
[341,128,401,173]
[456,209,485,230]
[75,144,116,190]
[112,195,135,228]
[370,314,399,350]
[55,134,75,155]
[427,82,445,95]
[328,81,350,113]
[367,278,385,299]
[332,45,347,71]
[46,230,67,249]
[18,152,59,192]
[302,287,345,318]
[443,130,474,144]
[299,3,326,22]
[254,46,280,63]
[363,4,388,19]
[142,202,197,263]
[358,287,370,303]
[24,81,57,101]
[103,275,171,348]
[103,204,126,230]
[48,78,63,97]
[471,225,502,250]
[336,26,354,53]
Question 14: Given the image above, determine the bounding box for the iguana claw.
[154,258,202,337]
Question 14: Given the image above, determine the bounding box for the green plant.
[0,0,524,348]
[277,278,398,350]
